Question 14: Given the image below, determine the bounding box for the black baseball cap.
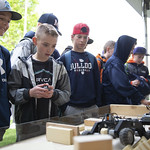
[0,0,22,20]
[133,47,150,56]
[87,38,94,44]
[38,13,62,36]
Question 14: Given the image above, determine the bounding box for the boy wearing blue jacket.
[125,47,150,97]
[0,0,22,140]
[102,35,150,106]
[59,23,102,115]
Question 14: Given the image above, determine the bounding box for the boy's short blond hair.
[35,23,59,39]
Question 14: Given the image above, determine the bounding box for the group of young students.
[1,0,150,141]
[101,36,150,106]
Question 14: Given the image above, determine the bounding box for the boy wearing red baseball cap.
[59,23,102,115]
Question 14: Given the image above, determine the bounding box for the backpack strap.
[64,51,71,71]
[85,51,94,67]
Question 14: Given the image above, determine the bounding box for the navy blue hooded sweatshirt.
[102,35,144,105]
[59,51,102,107]
[0,45,11,128]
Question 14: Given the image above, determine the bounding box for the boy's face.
[106,47,114,59]
[33,33,57,61]
[0,12,11,36]
[128,44,136,59]
[71,34,89,52]
[133,54,145,64]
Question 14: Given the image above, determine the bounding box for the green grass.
[0,128,16,147]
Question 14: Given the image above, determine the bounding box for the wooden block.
[83,126,93,131]
[99,104,149,117]
[46,126,73,145]
[84,118,102,126]
[131,136,150,150]
[46,122,79,136]
[74,134,112,150]
[147,139,150,145]
[143,140,150,149]
[136,144,147,150]
[78,124,85,131]
[133,136,147,148]
[122,145,133,150]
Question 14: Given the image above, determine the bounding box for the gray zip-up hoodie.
[8,55,71,124]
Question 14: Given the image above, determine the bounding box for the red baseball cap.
[72,23,89,35]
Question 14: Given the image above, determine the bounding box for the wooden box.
[46,122,80,145]
[98,104,149,117]
[74,134,112,150]
[46,126,73,145]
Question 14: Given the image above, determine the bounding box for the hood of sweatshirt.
[113,35,137,64]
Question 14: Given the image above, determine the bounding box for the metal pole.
[142,0,150,100]
[142,0,148,66]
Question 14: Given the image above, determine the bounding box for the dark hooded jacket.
[0,45,11,128]
[125,57,150,97]
[102,35,144,105]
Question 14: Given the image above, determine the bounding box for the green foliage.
[0,128,16,147]
[1,0,39,51]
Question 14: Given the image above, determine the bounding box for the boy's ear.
[71,35,74,41]
[104,47,108,53]
[32,36,37,45]
[107,47,110,53]
[37,22,42,26]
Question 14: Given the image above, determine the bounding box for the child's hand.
[141,99,150,105]
[131,79,140,87]
[44,84,54,98]
[29,83,54,99]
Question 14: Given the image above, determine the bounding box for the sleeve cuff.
[51,89,59,102]
[23,89,32,101]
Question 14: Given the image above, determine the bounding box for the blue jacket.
[0,45,11,127]
[125,58,149,80]
[102,35,144,105]
[125,58,150,97]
